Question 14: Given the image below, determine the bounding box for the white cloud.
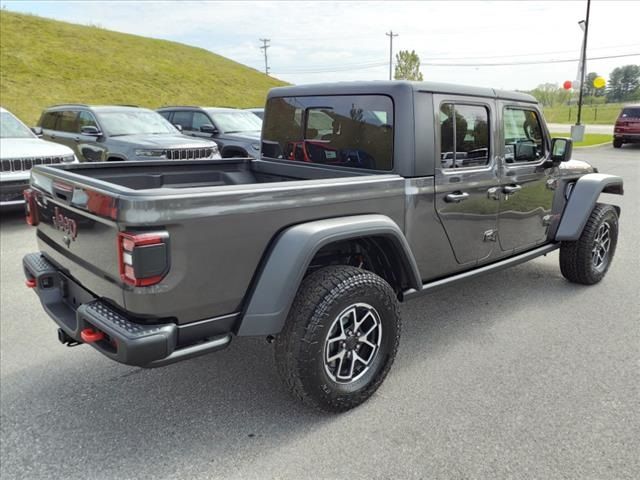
[4,0,640,89]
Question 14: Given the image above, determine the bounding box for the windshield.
[207,110,262,133]
[0,111,35,139]
[97,110,178,136]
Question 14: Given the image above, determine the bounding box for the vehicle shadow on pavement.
[0,249,593,479]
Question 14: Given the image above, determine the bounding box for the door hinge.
[483,229,498,242]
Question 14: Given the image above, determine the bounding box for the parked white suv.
[1,107,76,207]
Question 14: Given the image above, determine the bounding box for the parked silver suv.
[1,107,76,207]
[38,105,220,162]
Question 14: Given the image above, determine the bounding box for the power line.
[273,52,639,75]
[269,42,640,75]
[259,38,270,76]
[385,30,398,80]
[418,43,640,62]
[423,52,639,67]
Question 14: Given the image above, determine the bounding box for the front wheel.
[275,266,401,412]
[560,203,619,285]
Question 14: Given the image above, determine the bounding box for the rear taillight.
[117,231,169,287]
[24,188,39,226]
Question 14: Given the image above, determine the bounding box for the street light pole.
[576,0,591,126]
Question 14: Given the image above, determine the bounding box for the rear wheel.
[560,203,618,285]
[613,138,623,148]
[275,265,400,412]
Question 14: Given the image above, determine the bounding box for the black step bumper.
[23,252,231,367]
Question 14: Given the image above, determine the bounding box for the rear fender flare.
[556,173,623,241]
[236,215,421,336]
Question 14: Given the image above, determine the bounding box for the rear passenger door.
[51,110,79,152]
[497,103,555,252]
[434,96,501,265]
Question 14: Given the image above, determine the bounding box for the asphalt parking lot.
[1,144,638,480]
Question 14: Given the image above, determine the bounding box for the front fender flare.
[236,214,421,336]
[556,173,623,241]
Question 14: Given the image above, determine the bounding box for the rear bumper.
[614,132,640,143]
[23,252,231,367]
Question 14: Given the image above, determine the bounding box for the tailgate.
[30,174,125,309]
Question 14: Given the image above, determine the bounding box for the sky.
[3,0,640,90]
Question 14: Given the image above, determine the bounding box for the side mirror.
[80,125,102,136]
[174,124,183,132]
[31,126,43,137]
[550,137,573,163]
[200,124,218,134]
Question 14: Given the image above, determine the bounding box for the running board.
[402,243,559,301]
[144,334,232,368]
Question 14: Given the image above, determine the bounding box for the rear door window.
[262,95,394,171]
[40,112,58,129]
[56,110,78,133]
[439,103,490,169]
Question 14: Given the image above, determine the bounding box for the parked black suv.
[38,105,220,162]
[157,106,262,158]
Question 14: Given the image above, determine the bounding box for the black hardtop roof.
[268,80,538,104]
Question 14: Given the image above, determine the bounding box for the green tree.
[529,83,571,107]
[606,65,640,102]
[394,50,423,81]
[584,72,605,97]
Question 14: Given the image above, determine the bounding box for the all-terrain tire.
[275,265,401,413]
[560,203,619,285]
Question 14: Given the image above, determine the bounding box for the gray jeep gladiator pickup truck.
[23,81,623,412]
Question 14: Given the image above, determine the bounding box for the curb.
[574,141,611,149]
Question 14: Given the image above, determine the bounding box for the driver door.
[497,102,556,252]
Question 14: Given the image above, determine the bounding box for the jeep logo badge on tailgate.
[52,207,77,242]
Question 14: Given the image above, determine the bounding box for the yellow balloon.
[593,76,606,89]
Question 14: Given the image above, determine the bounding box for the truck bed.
[29,158,407,332]
[42,158,375,193]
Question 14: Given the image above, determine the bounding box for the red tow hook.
[25,278,36,288]
[81,328,105,343]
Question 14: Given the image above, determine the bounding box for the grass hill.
[0,11,287,125]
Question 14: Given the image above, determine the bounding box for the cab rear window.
[262,95,394,171]
[620,108,640,118]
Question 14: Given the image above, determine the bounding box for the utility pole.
[259,38,270,76]
[576,0,591,126]
[385,30,398,80]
